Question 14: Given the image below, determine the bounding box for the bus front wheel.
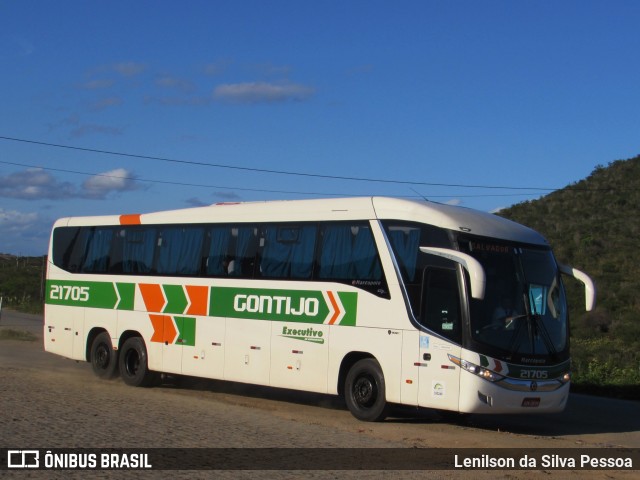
[90,332,118,379]
[344,358,388,422]
[118,337,155,387]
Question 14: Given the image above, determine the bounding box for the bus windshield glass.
[458,237,568,360]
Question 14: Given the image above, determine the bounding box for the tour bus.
[44,197,595,421]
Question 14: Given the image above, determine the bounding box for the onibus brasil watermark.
[6,450,151,469]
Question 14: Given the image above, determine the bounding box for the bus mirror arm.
[419,247,486,300]
[558,264,596,311]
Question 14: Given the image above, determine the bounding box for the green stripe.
[163,284,188,314]
[46,280,134,310]
[46,280,358,326]
[115,283,135,310]
[209,287,330,323]
[338,292,358,326]
[175,316,196,346]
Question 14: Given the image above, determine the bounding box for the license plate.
[522,398,540,407]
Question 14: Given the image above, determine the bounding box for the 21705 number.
[50,285,90,302]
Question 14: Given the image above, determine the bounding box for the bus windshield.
[459,237,568,360]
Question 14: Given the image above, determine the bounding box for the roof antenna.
[411,188,430,203]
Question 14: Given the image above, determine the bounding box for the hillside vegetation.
[0,254,45,313]
[498,155,640,396]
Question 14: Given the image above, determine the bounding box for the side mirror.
[559,264,596,311]
[419,247,486,300]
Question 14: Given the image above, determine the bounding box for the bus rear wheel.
[118,337,155,387]
[90,332,119,379]
[344,358,388,422]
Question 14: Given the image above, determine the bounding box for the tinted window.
[260,225,317,279]
[421,267,462,343]
[156,226,204,275]
[81,228,114,273]
[121,227,156,274]
[51,221,388,297]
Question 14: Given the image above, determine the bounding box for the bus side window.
[206,226,232,276]
[421,266,462,343]
[259,224,316,279]
[121,227,157,274]
[318,224,381,281]
[156,226,204,275]
[52,227,83,272]
[229,226,258,277]
[81,227,114,273]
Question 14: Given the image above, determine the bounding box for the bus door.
[417,266,462,411]
[154,315,183,375]
[181,315,226,379]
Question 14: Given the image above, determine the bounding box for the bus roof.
[56,196,548,246]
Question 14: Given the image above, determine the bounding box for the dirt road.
[1,311,638,479]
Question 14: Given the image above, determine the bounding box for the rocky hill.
[498,155,640,394]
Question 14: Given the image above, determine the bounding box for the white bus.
[44,197,595,421]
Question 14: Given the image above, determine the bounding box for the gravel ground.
[1,311,638,479]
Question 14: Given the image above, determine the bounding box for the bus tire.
[118,337,155,387]
[90,332,119,379]
[344,358,388,422]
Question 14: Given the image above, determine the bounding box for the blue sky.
[1,1,639,255]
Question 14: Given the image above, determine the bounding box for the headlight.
[448,355,505,382]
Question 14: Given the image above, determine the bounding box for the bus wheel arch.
[340,353,388,422]
[88,329,119,379]
[118,333,157,387]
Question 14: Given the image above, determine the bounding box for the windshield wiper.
[507,293,529,355]
[531,312,558,357]
[507,290,558,357]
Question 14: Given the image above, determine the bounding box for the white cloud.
[446,198,462,206]
[82,168,139,198]
[0,208,39,232]
[0,208,51,255]
[0,169,76,200]
[213,82,315,104]
[0,168,140,201]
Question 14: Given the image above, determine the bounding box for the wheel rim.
[124,348,140,377]
[353,374,377,408]
[94,344,110,370]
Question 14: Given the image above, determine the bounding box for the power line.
[0,160,343,197]
[0,135,558,191]
[0,159,547,199]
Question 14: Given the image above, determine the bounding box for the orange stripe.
[163,316,177,344]
[185,285,208,316]
[149,314,165,343]
[119,214,141,225]
[149,314,177,344]
[139,283,165,313]
[326,291,341,325]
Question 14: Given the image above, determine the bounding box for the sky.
[1,1,639,255]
